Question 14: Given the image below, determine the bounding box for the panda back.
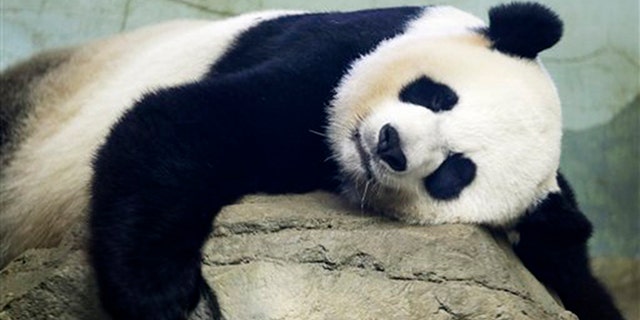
[0,11,292,267]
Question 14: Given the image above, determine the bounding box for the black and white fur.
[0,3,623,320]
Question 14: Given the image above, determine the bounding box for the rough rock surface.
[0,192,577,320]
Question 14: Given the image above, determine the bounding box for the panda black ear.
[485,2,563,59]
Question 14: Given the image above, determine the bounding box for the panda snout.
[376,124,407,172]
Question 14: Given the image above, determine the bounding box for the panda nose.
[376,124,407,172]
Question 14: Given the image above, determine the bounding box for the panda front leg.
[90,182,229,320]
[514,173,624,320]
[89,90,252,320]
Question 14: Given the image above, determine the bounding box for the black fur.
[423,153,476,200]
[89,8,422,320]
[399,76,458,112]
[514,173,624,320]
[485,2,563,59]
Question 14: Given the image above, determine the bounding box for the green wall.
[2,0,638,258]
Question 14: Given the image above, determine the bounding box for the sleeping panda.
[0,2,623,320]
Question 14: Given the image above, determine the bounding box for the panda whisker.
[360,178,373,211]
[308,129,327,137]
[324,122,353,133]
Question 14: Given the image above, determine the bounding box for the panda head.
[327,3,563,226]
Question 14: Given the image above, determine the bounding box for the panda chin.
[352,129,374,181]
[336,129,384,209]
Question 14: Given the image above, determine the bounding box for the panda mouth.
[353,129,374,180]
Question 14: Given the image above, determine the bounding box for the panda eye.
[399,76,459,112]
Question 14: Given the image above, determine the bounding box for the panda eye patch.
[423,153,476,200]
[399,76,458,112]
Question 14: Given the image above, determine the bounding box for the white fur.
[0,11,298,267]
[328,7,562,226]
[404,6,486,36]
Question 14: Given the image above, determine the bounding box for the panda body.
[0,3,623,320]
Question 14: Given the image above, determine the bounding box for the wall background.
[1,0,638,317]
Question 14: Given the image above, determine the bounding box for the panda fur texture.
[0,3,623,320]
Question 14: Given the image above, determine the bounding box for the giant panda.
[0,2,624,320]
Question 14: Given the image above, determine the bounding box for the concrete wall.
[2,0,638,259]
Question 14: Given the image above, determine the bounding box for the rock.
[0,192,577,320]
[0,224,106,320]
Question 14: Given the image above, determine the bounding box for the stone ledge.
[0,192,577,320]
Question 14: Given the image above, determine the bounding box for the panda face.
[327,6,563,226]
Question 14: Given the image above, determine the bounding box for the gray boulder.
[0,192,577,320]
